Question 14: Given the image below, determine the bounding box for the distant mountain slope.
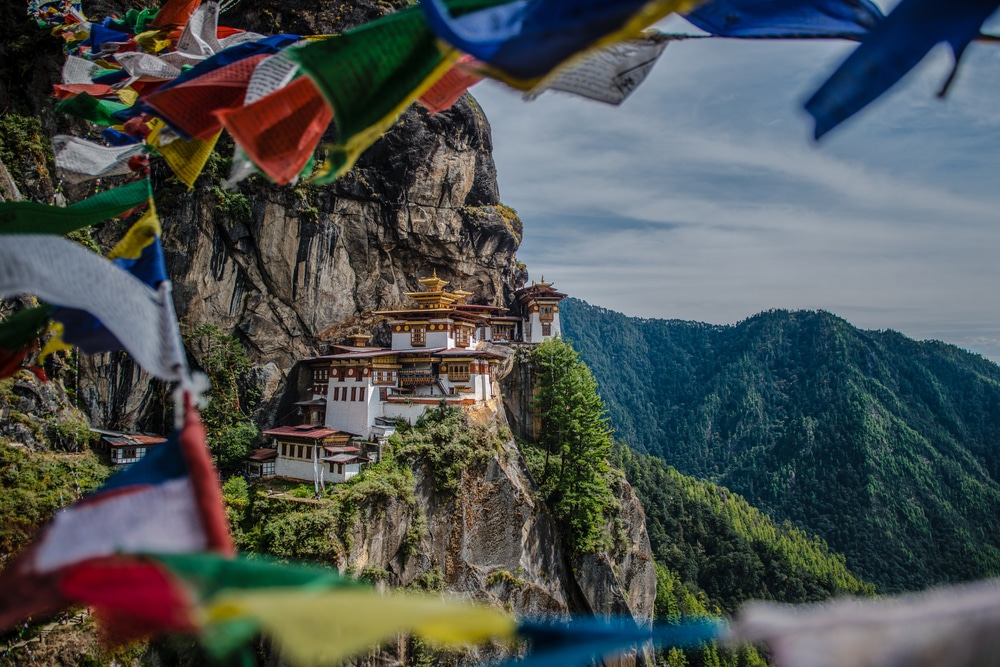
[562,298,1000,592]
[612,444,874,613]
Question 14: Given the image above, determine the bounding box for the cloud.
[472,29,1000,361]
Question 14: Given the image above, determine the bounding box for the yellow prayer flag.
[116,87,139,106]
[148,119,220,189]
[205,588,517,666]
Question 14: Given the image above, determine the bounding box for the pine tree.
[531,337,615,554]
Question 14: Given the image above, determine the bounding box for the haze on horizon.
[473,10,1000,363]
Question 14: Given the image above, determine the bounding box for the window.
[449,363,470,382]
[262,460,275,476]
[281,443,288,456]
[342,389,347,402]
[297,445,304,459]
[411,326,426,346]
[333,387,339,401]
[542,323,552,337]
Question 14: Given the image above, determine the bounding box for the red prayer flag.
[150,0,202,29]
[146,54,268,140]
[53,83,118,99]
[418,55,483,114]
[216,75,333,185]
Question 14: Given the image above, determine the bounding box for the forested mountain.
[613,444,873,614]
[561,298,1000,592]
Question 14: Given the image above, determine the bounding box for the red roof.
[101,433,168,448]
[248,448,278,461]
[262,425,347,439]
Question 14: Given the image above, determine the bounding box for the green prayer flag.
[290,0,509,182]
[0,305,53,350]
[55,93,131,126]
[0,179,152,236]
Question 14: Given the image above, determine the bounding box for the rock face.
[80,87,525,431]
[338,402,657,665]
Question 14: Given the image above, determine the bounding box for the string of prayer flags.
[148,119,221,188]
[419,0,700,87]
[418,54,484,114]
[292,0,516,182]
[523,30,672,105]
[42,205,168,359]
[507,616,723,667]
[805,0,1000,139]
[53,135,147,183]
[0,178,151,235]
[729,578,1000,667]
[0,396,229,635]
[683,0,884,39]
[146,53,268,140]
[217,75,333,185]
[0,235,186,381]
[289,3,459,182]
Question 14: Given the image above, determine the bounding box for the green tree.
[185,324,260,473]
[531,337,615,554]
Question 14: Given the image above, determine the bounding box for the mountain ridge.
[561,297,1000,592]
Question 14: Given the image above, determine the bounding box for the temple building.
[248,272,568,484]
[515,279,567,343]
[301,272,509,442]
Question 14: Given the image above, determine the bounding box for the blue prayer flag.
[684,0,883,39]
[805,0,1000,138]
[421,0,692,84]
[507,616,723,667]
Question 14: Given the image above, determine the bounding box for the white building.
[250,272,570,484]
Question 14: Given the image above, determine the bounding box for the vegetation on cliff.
[562,298,1000,592]
[523,338,618,555]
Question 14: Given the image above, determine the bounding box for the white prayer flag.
[525,32,673,105]
[731,579,1000,667]
[53,135,145,184]
[0,235,186,382]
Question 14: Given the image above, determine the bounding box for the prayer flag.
[52,83,117,99]
[730,579,1000,667]
[418,54,484,114]
[805,0,1000,138]
[291,0,511,181]
[150,0,202,29]
[0,178,151,235]
[683,0,883,39]
[55,92,131,125]
[116,51,183,82]
[146,54,267,140]
[524,30,671,105]
[53,135,146,183]
[0,397,230,633]
[419,0,700,86]
[216,75,333,185]
[61,54,102,84]
[0,235,186,381]
[43,205,168,359]
[148,119,222,188]
[176,0,222,56]
[203,588,517,665]
[507,617,722,667]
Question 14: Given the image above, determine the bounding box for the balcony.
[398,370,435,386]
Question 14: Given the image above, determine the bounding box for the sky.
[472,8,1000,363]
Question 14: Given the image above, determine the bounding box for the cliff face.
[335,402,657,664]
[81,95,525,431]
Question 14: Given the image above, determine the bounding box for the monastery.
[246,274,567,485]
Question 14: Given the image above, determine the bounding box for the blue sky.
[473,10,1000,362]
